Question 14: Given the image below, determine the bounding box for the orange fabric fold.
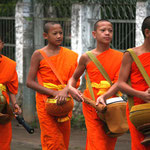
[0,55,18,150]
[127,53,150,150]
[36,47,78,150]
[83,49,123,150]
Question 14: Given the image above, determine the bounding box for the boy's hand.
[68,86,84,102]
[141,88,150,103]
[14,103,22,115]
[55,88,68,105]
[96,95,106,106]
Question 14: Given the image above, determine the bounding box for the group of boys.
[0,16,150,150]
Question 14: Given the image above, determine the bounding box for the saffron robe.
[83,49,123,150]
[0,55,18,150]
[126,53,150,150]
[36,47,78,150]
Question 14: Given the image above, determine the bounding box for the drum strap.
[127,49,150,110]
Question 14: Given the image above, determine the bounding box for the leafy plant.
[71,114,86,129]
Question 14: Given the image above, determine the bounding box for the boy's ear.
[144,29,150,38]
[92,31,96,39]
[43,32,48,39]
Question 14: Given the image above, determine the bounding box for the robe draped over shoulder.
[83,49,123,150]
[36,47,78,150]
[0,55,18,150]
[126,53,150,150]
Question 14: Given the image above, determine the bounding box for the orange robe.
[0,55,18,150]
[126,53,150,150]
[36,47,78,150]
[83,48,123,150]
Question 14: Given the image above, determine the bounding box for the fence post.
[71,3,101,57]
[33,1,44,50]
[135,0,150,47]
[16,0,35,123]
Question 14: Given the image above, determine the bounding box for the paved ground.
[11,119,131,150]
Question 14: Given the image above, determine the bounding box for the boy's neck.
[47,44,60,51]
[43,45,61,56]
[142,39,150,52]
[96,44,110,52]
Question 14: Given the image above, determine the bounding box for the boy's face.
[43,24,63,46]
[0,40,4,52]
[92,21,113,44]
[144,28,150,39]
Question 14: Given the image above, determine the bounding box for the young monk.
[0,36,21,150]
[68,20,123,150]
[26,22,79,150]
[118,16,150,150]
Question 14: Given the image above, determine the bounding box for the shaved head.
[94,19,112,31]
[43,22,61,33]
[142,16,150,38]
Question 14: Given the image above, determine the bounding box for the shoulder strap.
[127,49,150,87]
[86,51,112,85]
[39,50,65,88]
[127,79,134,110]
[86,71,96,101]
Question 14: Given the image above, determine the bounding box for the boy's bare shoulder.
[79,52,91,66]
[31,50,43,61]
[127,46,143,56]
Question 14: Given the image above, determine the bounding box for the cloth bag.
[86,51,128,137]
[0,90,14,124]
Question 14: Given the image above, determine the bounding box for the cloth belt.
[86,80,122,97]
[43,82,71,103]
[86,80,111,96]
[43,82,65,91]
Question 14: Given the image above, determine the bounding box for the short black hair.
[43,22,61,33]
[94,19,112,31]
[142,16,150,38]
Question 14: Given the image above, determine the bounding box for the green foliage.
[71,114,86,129]
[0,0,18,17]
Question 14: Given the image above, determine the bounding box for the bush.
[71,114,86,129]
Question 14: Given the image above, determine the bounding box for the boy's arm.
[26,51,58,97]
[96,82,119,106]
[68,54,87,102]
[9,92,21,114]
[118,52,150,102]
